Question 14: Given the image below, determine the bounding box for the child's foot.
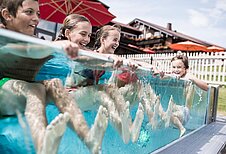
[85,105,109,154]
[131,103,144,143]
[41,112,70,154]
[180,127,186,137]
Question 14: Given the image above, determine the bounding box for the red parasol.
[169,41,207,52]
[207,46,225,52]
[39,0,116,26]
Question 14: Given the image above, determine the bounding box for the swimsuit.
[182,106,190,124]
[35,52,71,84]
[74,68,105,87]
[177,106,190,125]
[117,71,138,84]
[0,78,11,88]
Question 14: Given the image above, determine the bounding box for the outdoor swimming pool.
[0,29,210,153]
[0,71,209,154]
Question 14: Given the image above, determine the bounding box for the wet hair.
[171,54,189,69]
[93,24,121,50]
[55,14,91,41]
[0,0,38,26]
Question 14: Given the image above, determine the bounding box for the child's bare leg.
[170,116,186,137]
[41,112,70,154]
[118,83,139,106]
[106,86,128,113]
[130,103,144,143]
[120,101,132,144]
[44,79,107,153]
[44,79,89,137]
[105,86,132,143]
[85,105,109,154]
[97,91,121,132]
[164,95,174,127]
[98,90,131,144]
[3,80,47,152]
[151,96,161,130]
[141,94,157,129]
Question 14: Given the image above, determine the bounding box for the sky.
[101,0,226,48]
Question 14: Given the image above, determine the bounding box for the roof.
[111,20,142,34]
[128,18,225,49]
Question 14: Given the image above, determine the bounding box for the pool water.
[0,73,208,154]
[0,30,209,153]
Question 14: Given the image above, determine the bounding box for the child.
[34,13,109,153]
[91,24,146,143]
[170,54,208,91]
[160,54,208,137]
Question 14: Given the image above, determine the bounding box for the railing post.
[206,84,220,124]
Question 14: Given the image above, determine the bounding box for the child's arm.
[184,73,208,91]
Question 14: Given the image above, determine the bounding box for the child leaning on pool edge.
[34,13,110,153]
[160,54,208,137]
[161,54,208,91]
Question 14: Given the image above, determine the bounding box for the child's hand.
[151,66,161,77]
[108,54,123,68]
[124,59,138,71]
[183,73,194,82]
[158,71,164,78]
[0,24,5,28]
[53,40,79,59]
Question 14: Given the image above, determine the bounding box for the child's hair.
[171,54,189,69]
[55,14,90,41]
[0,0,38,26]
[93,24,121,50]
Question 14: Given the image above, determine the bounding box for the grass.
[194,66,226,116]
[217,86,226,116]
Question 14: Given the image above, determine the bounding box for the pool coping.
[151,120,226,154]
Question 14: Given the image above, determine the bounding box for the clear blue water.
[0,71,208,154]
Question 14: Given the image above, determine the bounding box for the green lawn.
[194,66,226,116]
[217,86,226,116]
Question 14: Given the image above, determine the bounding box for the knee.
[43,78,64,91]
[52,78,63,86]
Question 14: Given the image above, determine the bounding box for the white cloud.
[200,0,209,3]
[216,0,226,11]
[188,9,209,27]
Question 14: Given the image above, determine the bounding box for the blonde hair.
[55,14,90,40]
[93,24,121,50]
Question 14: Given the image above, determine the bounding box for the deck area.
[153,116,226,154]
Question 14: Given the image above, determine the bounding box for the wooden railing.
[121,52,226,86]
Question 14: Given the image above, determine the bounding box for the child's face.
[67,21,92,49]
[102,30,120,54]
[6,0,40,36]
[171,59,187,77]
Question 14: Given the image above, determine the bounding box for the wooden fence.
[121,52,226,86]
